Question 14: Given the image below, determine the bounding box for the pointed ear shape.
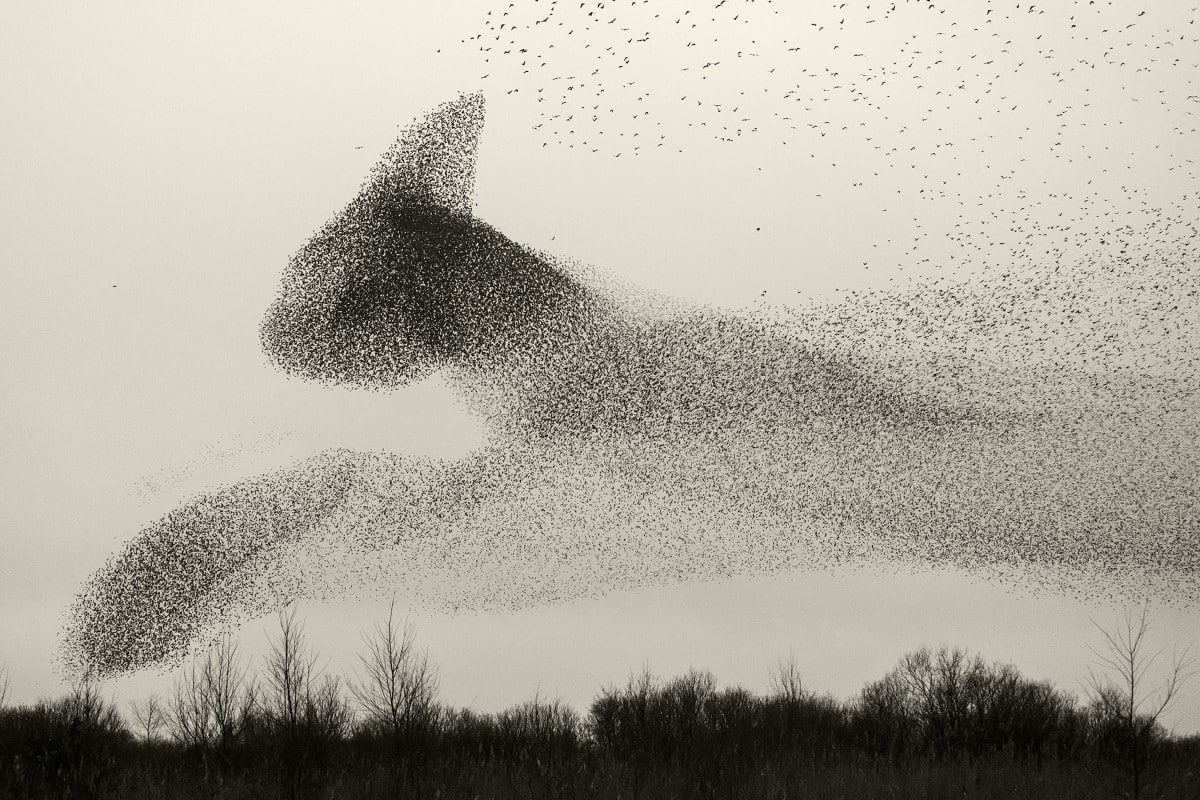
[368,91,484,216]
[260,93,589,388]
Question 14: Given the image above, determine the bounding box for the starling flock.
[62,2,1200,677]
[463,0,1197,276]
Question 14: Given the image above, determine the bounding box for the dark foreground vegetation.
[1,607,1196,799]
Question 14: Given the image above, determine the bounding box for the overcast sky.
[3,0,1198,731]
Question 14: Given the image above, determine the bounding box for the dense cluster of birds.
[64,92,1199,677]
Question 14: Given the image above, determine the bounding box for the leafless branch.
[130,694,165,741]
[351,598,439,746]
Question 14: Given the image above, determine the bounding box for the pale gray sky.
[3,1,1198,731]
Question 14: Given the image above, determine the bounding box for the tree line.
[0,605,1194,800]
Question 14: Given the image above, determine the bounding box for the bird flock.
[467,0,1195,159]
[64,80,1200,676]
[463,0,1198,280]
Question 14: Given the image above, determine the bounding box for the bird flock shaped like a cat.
[64,93,1200,677]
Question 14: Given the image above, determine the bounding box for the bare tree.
[351,598,440,754]
[63,675,125,734]
[262,608,355,800]
[263,608,322,743]
[497,692,582,761]
[48,674,130,791]
[769,651,805,703]
[858,661,917,756]
[165,637,256,751]
[309,674,354,742]
[857,646,1062,758]
[168,658,212,748]
[0,663,10,708]
[1086,605,1196,800]
[203,638,257,751]
[887,646,982,755]
[130,694,165,742]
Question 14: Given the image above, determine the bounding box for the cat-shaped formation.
[65,94,1200,677]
